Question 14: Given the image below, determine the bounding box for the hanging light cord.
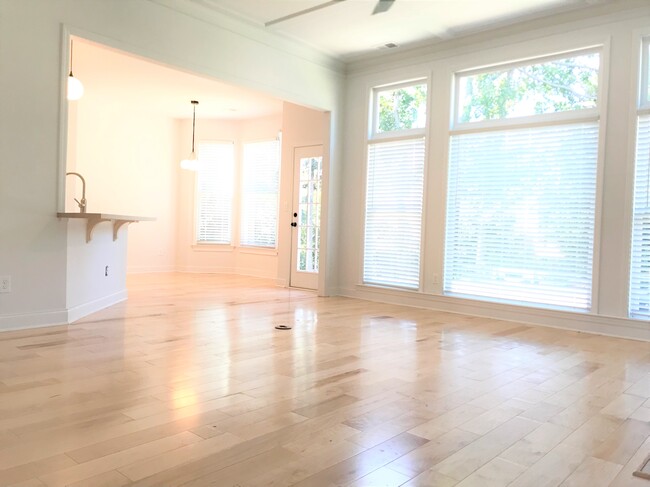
[69,40,74,77]
[191,102,196,153]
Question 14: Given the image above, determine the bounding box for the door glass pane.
[296,156,322,273]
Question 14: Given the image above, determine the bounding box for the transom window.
[641,37,650,109]
[456,50,600,125]
[372,81,427,136]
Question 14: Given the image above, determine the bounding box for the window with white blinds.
[363,79,427,289]
[196,142,234,244]
[364,137,425,289]
[445,50,600,310]
[445,123,598,309]
[629,108,650,318]
[240,140,280,248]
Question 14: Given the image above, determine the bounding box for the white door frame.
[289,145,323,289]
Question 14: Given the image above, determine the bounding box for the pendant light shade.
[181,100,200,171]
[67,75,84,100]
[67,39,84,101]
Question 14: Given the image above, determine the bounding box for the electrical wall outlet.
[0,275,11,293]
[432,273,440,285]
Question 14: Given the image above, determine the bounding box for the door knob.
[291,222,297,227]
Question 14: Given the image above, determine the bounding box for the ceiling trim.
[147,0,346,74]
[346,0,650,75]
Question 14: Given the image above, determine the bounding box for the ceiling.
[192,0,609,60]
[73,37,284,120]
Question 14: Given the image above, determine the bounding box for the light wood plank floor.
[0,273,648,487]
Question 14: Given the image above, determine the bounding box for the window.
[196,142,234,244]
[641,38,650,108]
[364,80,427,289]
[630,37,650,319]
[373,82,427,135]
[240,140,280,248]
[445,50,601,310]
[457,52,599,124]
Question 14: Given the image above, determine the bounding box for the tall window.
[445,50,601,309]
[240,139,280,248]
[364,80,427,289]
[630,37,650,319]
[196,142,234,244]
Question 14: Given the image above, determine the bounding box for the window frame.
[362,77,430,291]
[444,46,605,312]
[370,78,428,141]
[451,46,602,132]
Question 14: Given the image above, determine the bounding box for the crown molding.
[147,0,346,74]
[346,0,650,76]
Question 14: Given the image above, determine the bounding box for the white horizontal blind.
[445,122,598,309]
[364,138,425,289]
[196,142,234,244]
[630,115,650,319]
[240,140,280,248]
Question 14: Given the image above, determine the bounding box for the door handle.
[291,222,297,227]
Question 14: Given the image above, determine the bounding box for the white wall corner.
[67,290,128,324]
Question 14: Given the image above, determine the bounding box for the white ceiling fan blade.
[265,0,346,27]
[372,0,395,15]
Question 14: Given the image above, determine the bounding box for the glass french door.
[290,146,323,290]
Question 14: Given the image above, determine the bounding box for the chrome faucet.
[66,172,87,213]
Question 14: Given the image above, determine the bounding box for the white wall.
[65,219,127,322]
[339,4,650,339]
[176,114,283,279]
[68,96,178,274]
[0,0,343,330]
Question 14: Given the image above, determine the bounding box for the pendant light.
[180,100,200,171]
[67,39,84,101]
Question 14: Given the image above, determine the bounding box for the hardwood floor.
[0,273,648,487]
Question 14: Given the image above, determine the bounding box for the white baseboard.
[340,285,650,342]
[234,267,277,280]
[0,290,127,331]
[176,266,236,274]
[67,290,128,323]
[127,265,177,274]
[176,266,278,280]
[0,309,69,332]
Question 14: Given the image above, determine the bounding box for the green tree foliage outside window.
[377,84,427,133]
[459,53,599,123]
